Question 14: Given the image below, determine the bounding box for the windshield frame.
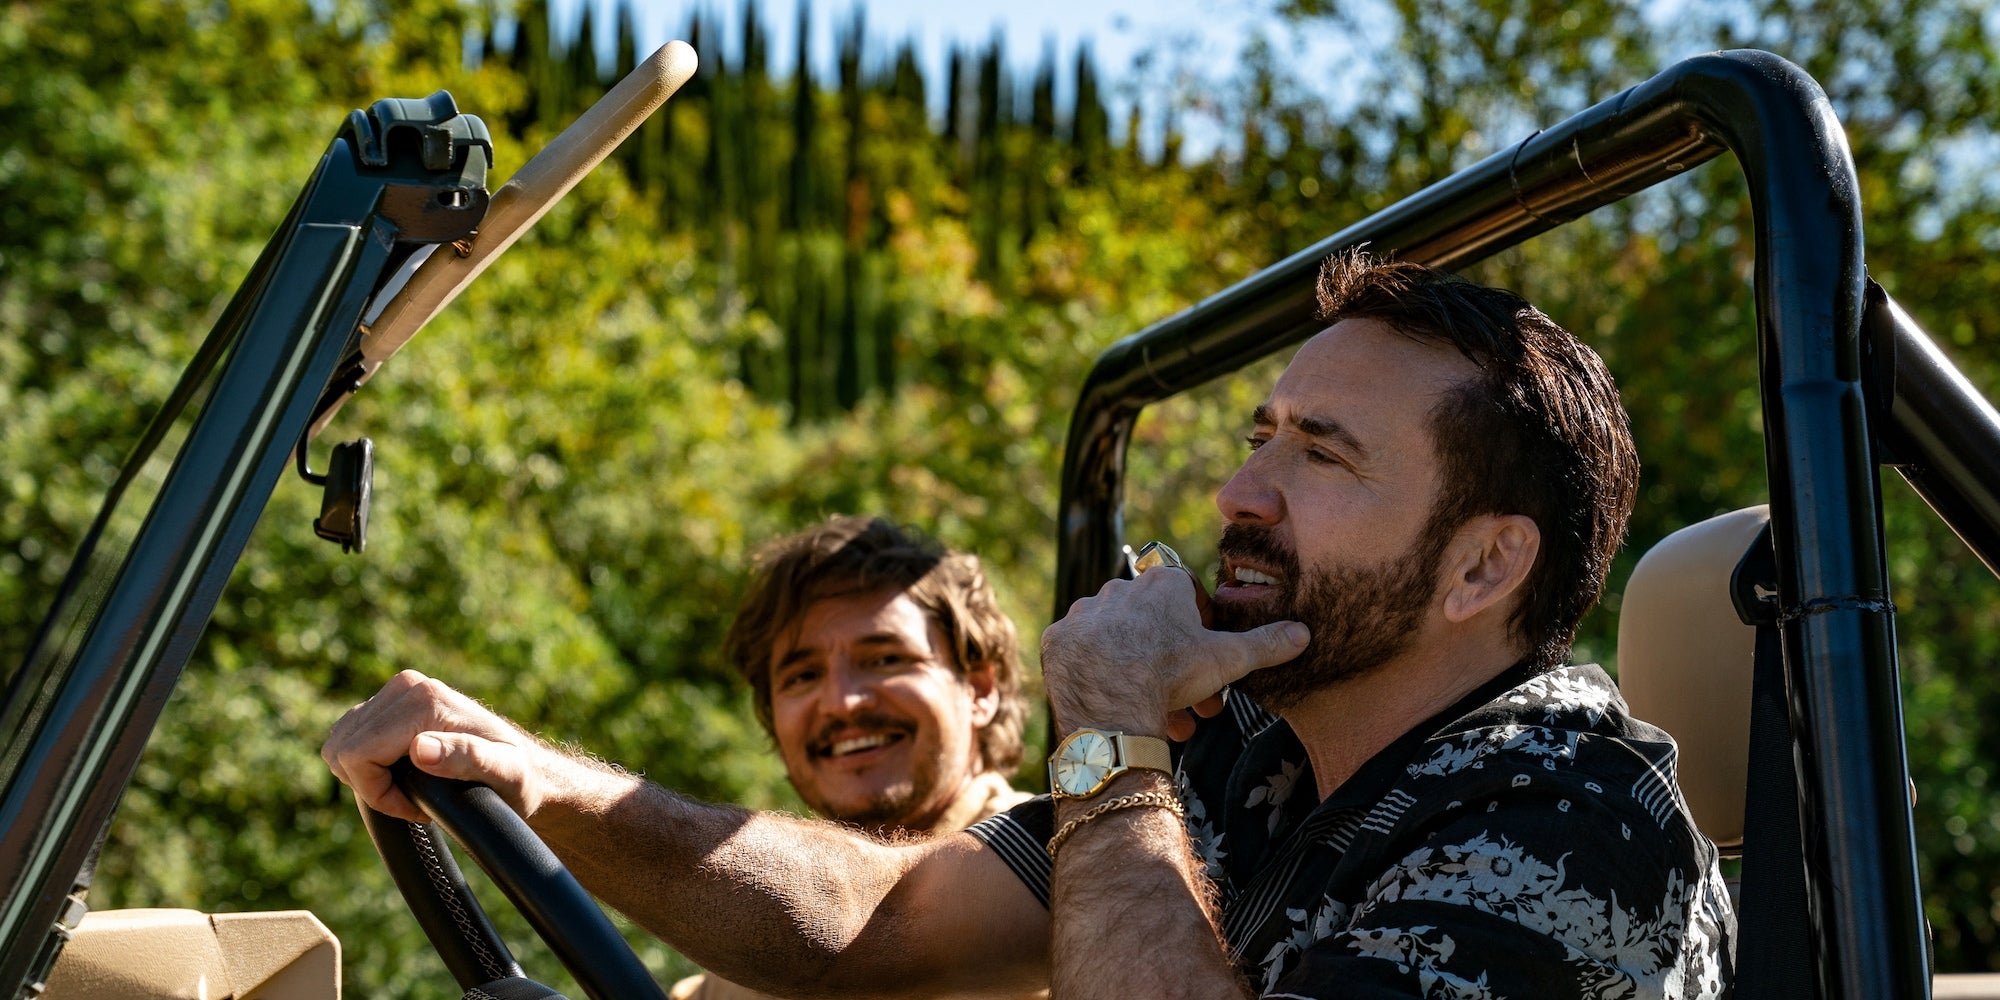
[0,96,491,995]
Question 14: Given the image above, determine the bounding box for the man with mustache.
[670,516,1031,1000]
[1007,249,1729,997]
[324,251,1731,998]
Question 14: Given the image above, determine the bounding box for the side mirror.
[307,438,373,554]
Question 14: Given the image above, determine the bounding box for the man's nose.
[818,658,879,714]
[1216,448,1283,525]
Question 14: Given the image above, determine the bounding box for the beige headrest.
[1616,505,1769,852]
[42,907,339,999]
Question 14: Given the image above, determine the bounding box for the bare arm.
[531,759,1048,998]
[1037,569,1308,999]
[324,671,1048,999]
[1048,770,1248,999]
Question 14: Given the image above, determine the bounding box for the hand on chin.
[1043,568,1309,736]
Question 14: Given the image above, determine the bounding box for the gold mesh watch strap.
[1115,733,1173,774]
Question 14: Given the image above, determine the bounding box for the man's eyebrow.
[850,633,917,649]
[774,646,816,669]
[773,633,917,669]
[1250,404,1368,456]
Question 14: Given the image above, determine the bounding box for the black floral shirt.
[967,663,1736,998]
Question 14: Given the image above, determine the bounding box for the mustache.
[1215,522,1300,585]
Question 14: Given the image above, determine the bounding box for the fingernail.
[413,734,445,765]
[1284,622,1310,645]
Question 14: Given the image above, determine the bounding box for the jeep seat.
[40,908,339,999]
[1614,507,2000,997]
[1614,505,1767,854]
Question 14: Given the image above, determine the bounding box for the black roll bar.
[1871,287,2000,576]
[1054,50,1992,997]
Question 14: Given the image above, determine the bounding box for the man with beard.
[1014,250,1733,997]
[670,516,1032,1000]
[323,252,1731,998]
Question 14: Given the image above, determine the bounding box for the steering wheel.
[360,758,669,1000]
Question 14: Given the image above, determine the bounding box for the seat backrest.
[1614,505,1768,853]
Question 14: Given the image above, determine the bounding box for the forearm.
[524,754,921,997]
[1048,772,1250,1000]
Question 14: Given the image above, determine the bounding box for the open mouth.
[1215,522,1299,602]
[1217,560,1286,595]
[812,730,911,760]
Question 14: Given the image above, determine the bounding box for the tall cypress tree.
[943,46,970,179]
[1162,95,1184,167]
[1030,44,1057,141]
[684,8,712,103]
[741,0,777,317]
[704,10,739,319]
[478,1,502,69]
[835,7,867,409]
[1071,43,1109,184]
[613,2,637,79]
[889,39,923,111]
[972,36,1006,279]
[1020,42,1058,246]
[779,0,818,420]
[785,0,816,231]
[538,0,570,129]
[1124,103,1145,168]
[567,0,601,111]
[505,0,552,136]
[614,1,648,189]
[876,36,925,401]
[668,8,718,234]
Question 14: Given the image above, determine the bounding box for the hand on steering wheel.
[361,759,668,1000]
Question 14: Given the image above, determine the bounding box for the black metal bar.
[1869,288,2000,577]
[0,142,484,1000]
[1055,49,1937,998]
[3,92,491,995]
[0,208,383,994]
[1707,57,1925,1000]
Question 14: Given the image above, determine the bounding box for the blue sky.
[559,0,1274,85]
[550,0,1289,155]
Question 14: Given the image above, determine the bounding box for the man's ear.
[1441,514,1540,625]
[963,658,1001,728]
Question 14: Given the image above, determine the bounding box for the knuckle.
[1044,615,1086,647]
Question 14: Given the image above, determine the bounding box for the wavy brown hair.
[1316,249,1640,670]
[723,515,1026,774]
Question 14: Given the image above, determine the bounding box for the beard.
[1209,520,1448,713]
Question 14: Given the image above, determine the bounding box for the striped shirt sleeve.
[964,795,1054,907]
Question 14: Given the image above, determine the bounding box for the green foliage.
[4,0,2000,993]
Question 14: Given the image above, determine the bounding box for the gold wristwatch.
[1047,728,1173,799]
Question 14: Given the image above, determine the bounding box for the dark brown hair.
[1316,248,1639,669]
[723,515,1026,774]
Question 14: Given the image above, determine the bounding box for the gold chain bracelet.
[1046,790,1185,860]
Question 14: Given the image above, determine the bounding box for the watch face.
[1054,731,1117,796]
